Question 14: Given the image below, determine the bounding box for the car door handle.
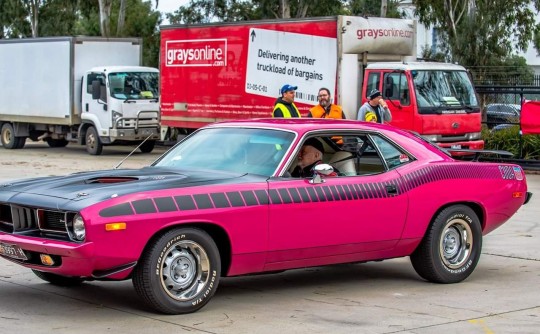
[386,184,397,195]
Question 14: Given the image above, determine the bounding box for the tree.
[98,0,113,37]
[349,0,404,18]
[0,0,32,38]
[414,0,540,76]
[167,0,347,24]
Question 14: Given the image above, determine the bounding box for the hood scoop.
[85,177,139,184]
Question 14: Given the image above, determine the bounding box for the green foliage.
[483,126,540,159]
[471,55,535,86]
[39,0,79,36]
[419,43,446,62]
[348,0,404,18]
[0,0,32,37]
[167,0,348,24]
[413,0,540,70]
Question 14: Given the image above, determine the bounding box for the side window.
[383,72,410,106]
[365,72,381,98]
[87,73,105,94]
[371,135,413,169]
[286,133,412,178]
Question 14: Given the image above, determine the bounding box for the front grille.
[0,204,13,232]
[38,210,68,233]
[0,203,73,240]
[12,205,38,231]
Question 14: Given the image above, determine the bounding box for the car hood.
[0,166,256,204]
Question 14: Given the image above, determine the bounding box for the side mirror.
[383,76,394,99]
[91,80,101,100]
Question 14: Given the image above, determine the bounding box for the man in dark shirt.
[292,138,338,177]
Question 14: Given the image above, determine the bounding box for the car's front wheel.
[410,205,482,283]
[32,270,84,286]
[133,227,221,314]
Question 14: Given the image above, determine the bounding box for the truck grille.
[0,204,73,238]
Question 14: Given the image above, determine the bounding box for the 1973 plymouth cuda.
[0,119,532,314]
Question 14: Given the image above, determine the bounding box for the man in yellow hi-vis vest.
[272,84,301,118]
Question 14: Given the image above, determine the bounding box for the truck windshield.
[108,72,159,100]
[412,70,478,112]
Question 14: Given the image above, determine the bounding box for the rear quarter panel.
[396,160,527,240]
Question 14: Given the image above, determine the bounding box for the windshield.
[154,127,296,176]
[109,72,159,100]
[412,70,478,110]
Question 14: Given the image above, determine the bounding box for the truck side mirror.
[91,80,101,100]
[383,76,394,99]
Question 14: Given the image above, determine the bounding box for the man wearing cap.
[273,84,301,118]
[291,138,338,178]
[308,87,345,119]
[357,89,392,123]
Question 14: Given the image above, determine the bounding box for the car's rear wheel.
[410,205,482,283]
[32,269,84,286]
[132,228,221,314]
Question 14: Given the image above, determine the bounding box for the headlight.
[71,214,86,241]
[466,132,482,140]
[422,135,438,142]
[112,111,124,126]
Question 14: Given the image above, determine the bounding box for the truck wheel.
[32,269,84,286]
[85,126,103,155]
[132,228,221,314]
[410,205,482,284]
[1,123,22,149]
[139,140,156,153]
[45,138,69,148]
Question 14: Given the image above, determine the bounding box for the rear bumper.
[438,140,484,156]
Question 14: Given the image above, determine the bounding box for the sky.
[157,0,190,15]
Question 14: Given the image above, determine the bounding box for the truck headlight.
[71,214,86,241]
[112,111,124,126]
[422,135,438,142]
[467,132,482,140]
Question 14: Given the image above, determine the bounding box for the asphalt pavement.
[0,143,538,333]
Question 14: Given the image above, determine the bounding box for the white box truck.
[0,37,160,155]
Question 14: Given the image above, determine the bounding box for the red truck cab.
[363,62,484,151]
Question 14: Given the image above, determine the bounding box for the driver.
[291,138,338,178]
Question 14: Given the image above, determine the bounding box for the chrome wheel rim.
[87,132,97,150]
[440,218,473,269]
[160,240,210,301]
[2,127,12,144]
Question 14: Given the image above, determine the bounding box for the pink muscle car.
[0,119,531,314]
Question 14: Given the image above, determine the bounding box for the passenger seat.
[328,151,356,176]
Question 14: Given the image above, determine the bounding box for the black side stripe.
[99,164,509,218]
[132,199,156,214]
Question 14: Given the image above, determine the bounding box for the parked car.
[0,119,532,314]
[485,103,521,129]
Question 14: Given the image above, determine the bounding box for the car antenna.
[114,134,154,170]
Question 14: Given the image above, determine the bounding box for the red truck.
[159,16,483,151]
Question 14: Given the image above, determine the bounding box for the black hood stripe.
[98,164,509,218]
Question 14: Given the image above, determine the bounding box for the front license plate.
[451,144,461,149]
[0,242,28,260]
